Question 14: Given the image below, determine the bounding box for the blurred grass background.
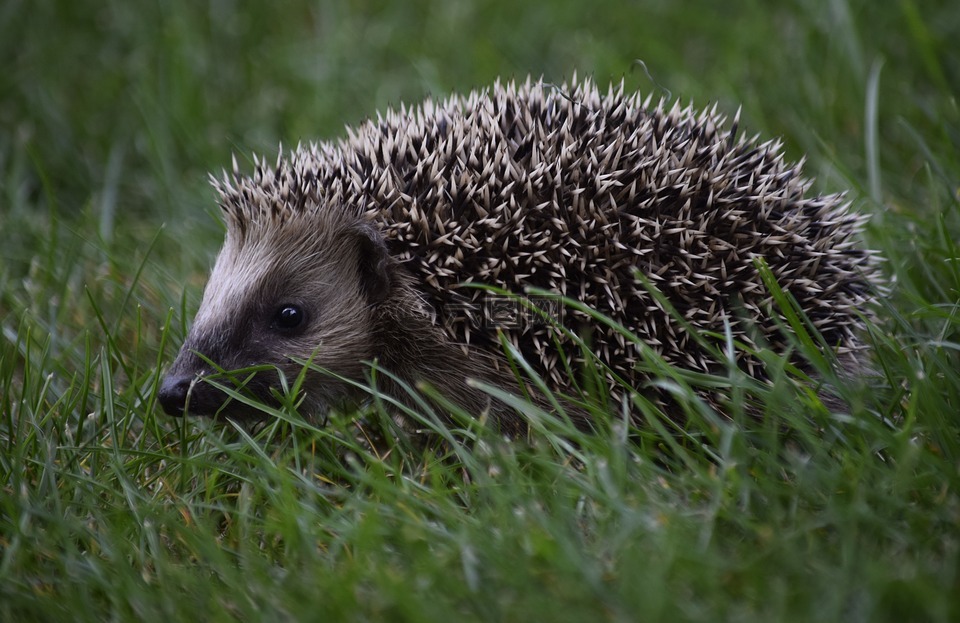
[1,0,959,621]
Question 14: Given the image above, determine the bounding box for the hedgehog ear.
[351,222,392,304]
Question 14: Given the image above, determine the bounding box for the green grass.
[2,0,959,621]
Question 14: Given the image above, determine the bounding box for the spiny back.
[214,77,880,393]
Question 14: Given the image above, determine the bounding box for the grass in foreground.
[1,285,958,622]
[2,0,959,621]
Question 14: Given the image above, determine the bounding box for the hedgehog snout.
[160,365,269,417]
[157,373,193,416]
[158,371,231,417]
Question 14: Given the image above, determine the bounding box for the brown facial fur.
[160,210,383,418]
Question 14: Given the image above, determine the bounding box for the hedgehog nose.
[157,374,193,416]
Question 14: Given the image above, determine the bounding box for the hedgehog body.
[158,77,880,432]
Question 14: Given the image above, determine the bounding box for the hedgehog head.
[157,157,394,419]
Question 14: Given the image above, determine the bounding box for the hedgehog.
[157,77,881,435]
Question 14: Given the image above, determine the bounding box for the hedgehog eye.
[272,304,306,332]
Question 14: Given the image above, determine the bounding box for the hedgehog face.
[157,213,392,420]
